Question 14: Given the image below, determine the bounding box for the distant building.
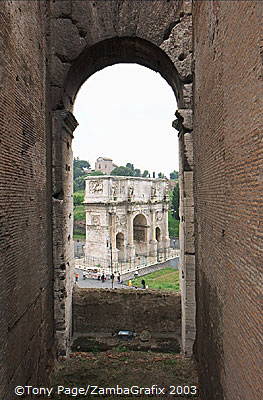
[84,175,172,274]
[95,157,117,175]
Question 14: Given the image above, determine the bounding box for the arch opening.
[51,28,195,358]
[133,214,149,260]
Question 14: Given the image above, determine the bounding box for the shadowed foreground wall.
[0,2,54,398]
[193,2,262,400]
[73,288,181,334]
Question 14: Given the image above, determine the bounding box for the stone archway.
[50,0,195,356]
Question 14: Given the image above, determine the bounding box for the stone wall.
[73,287,181,337]
[0,1,54,398]
[193,2,263,400]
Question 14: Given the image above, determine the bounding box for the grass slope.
[130,268,180,292]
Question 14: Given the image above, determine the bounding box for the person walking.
[75,273,79,283]
[101,273,105,283]
[117,273,121,283]
[141,279,146,289]
[110,272,115,289]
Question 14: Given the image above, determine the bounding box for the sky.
[73,64,179,177]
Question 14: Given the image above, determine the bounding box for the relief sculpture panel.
[89,180,103,193]
[91,215,100,225]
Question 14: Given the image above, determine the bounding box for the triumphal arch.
[84,176,171,274]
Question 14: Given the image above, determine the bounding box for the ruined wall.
[193,2,263,400]
[73,288,181,336]
[0,1,54,398]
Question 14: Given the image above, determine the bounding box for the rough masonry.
[73,287,181,352]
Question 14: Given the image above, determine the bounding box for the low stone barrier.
[72,287,181,352]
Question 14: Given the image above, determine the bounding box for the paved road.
[74,268,143,290]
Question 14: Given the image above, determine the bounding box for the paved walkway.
[75,268,143,290]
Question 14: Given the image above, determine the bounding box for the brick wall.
[0,2,54,398]
[73,288,181,336]
[193,2,262,400]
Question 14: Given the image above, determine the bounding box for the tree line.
[73,158,179,191]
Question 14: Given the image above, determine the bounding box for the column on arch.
[109,211,118,270]
[126,210,135,267]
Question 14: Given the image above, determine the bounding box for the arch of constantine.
[84,176,171,274]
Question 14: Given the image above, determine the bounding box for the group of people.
[95,272,122,283]
[74,271,147,289]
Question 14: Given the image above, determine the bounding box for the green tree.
[74,157,90,170]
[87,171,104,176]
[170,170,179,180]
[168,211,179,237]
[73,191,85,206]
[158,172,165,178]
[74,175,87,191]
[73,158,90,180]
[126,163,134,171]
[142,170,149,177]
[171,183,180,220]
[74,167,84,180]
[111,166,134,176]
[133,168,141,177]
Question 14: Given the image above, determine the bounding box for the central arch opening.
[73,62,180,278]
[52,35,195,357]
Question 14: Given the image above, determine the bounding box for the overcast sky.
[73,64,179,177]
